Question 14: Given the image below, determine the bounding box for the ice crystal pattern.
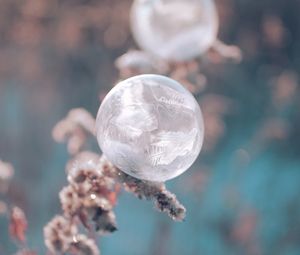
[96,74,204,182]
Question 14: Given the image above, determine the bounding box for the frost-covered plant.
[44,108,186,254]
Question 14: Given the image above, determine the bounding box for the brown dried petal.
[9,207,28,244]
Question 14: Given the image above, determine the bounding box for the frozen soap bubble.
[96,74,204,182]
[130,0,219,61]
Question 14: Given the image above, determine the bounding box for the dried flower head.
[44,215,77,254]
[66,151,100,174]
[70,234,100,255]
[59,185,81,217]
[52,108,96,155]
[59,152,120,234]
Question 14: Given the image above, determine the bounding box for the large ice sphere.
[130,0,219,61]
[96,75,204,182]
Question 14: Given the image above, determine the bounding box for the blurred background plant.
[0,0,300,254]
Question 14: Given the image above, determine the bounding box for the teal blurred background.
[1,0,300,254]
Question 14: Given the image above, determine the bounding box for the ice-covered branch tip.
[113,170,186,221]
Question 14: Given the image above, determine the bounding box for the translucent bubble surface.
[96,75,204,182]
[130,0,218,61]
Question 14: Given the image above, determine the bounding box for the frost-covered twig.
[113,170,186,221]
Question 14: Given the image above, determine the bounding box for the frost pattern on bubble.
[130,0,218,61]
[147,128,198,166]
[96,74,204,182]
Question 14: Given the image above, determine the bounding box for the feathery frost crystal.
[130,0,218,61]
[96,74,204,182]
